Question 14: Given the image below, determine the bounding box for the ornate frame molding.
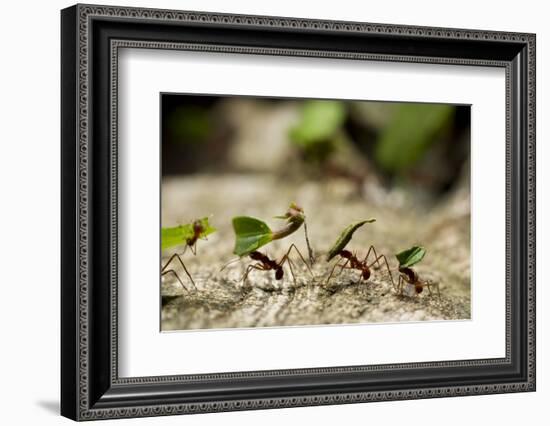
[61,4,535,421]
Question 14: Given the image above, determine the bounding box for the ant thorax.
[249,251,265,261]
[340,250,365,270]
[339,250,353,259]
[249,251,280,270]
[339,250,359,267]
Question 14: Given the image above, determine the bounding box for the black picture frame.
[61,4,536,421]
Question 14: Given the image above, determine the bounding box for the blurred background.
[162,94,470,202]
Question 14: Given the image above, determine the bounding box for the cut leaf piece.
[326,219,376,261]
[161,217,216,251]
[232,216,273,257]
[396,246,426,268]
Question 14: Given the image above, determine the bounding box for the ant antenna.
[303,220,315,266]
[220,257,241,272]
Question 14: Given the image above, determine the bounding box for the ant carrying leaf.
[325,219,394,287]
[395,246,440,297]
[161,217,216,291]
[229,203,314,286]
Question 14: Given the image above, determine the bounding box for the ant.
[325,220,394,287]
[325,248,394,287]
[241,245,313,286]
[161,217,216,292]
[396,267,440,297]
[395,246,440,297]
[229,203,314,287]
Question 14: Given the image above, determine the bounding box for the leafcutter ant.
[161,217,216,291]
[229,203,314,286]
[324,219,394,287]
[395,246,440,297]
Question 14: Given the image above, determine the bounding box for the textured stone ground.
[161,173,471,331]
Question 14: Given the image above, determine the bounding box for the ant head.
[362,269,371,280]
[192,220,204,234]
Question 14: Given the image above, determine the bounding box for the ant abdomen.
[275,268,284,280]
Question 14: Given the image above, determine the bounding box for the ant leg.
[241,264,257,283]
[362,246,381,269]
[161,253,183,273]
[368,254,395,289]
[355,270,364,286]
[335,260,361,283]
[161,250,192,272]
[240,264,266,286]
[161,253,197,290]
[220,257,241,272]
[425,283,432,296]
[426,281,441,298]
[161,269,189,292]
[336,258,350,276]
[240,265,255,285]
[283,244,314,278]
[325,258,348,286]
[397,275,404,295]
[282,257,298,286]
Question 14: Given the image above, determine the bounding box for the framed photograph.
[61,4,536,421]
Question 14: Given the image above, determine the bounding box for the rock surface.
[161,174,471,331]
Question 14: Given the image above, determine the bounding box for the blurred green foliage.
[166,106,211,144]
[289,100,346,163]
[374,103,454,173]
[163,95,466,192]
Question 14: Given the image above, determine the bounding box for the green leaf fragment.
[395,246,426,268]
[326,219,376,261]
[197,218,216,237]
[290,100,346,148]
[232,216,273,257]
[161,217,216,251]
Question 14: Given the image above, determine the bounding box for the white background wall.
[0,0,546,424]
